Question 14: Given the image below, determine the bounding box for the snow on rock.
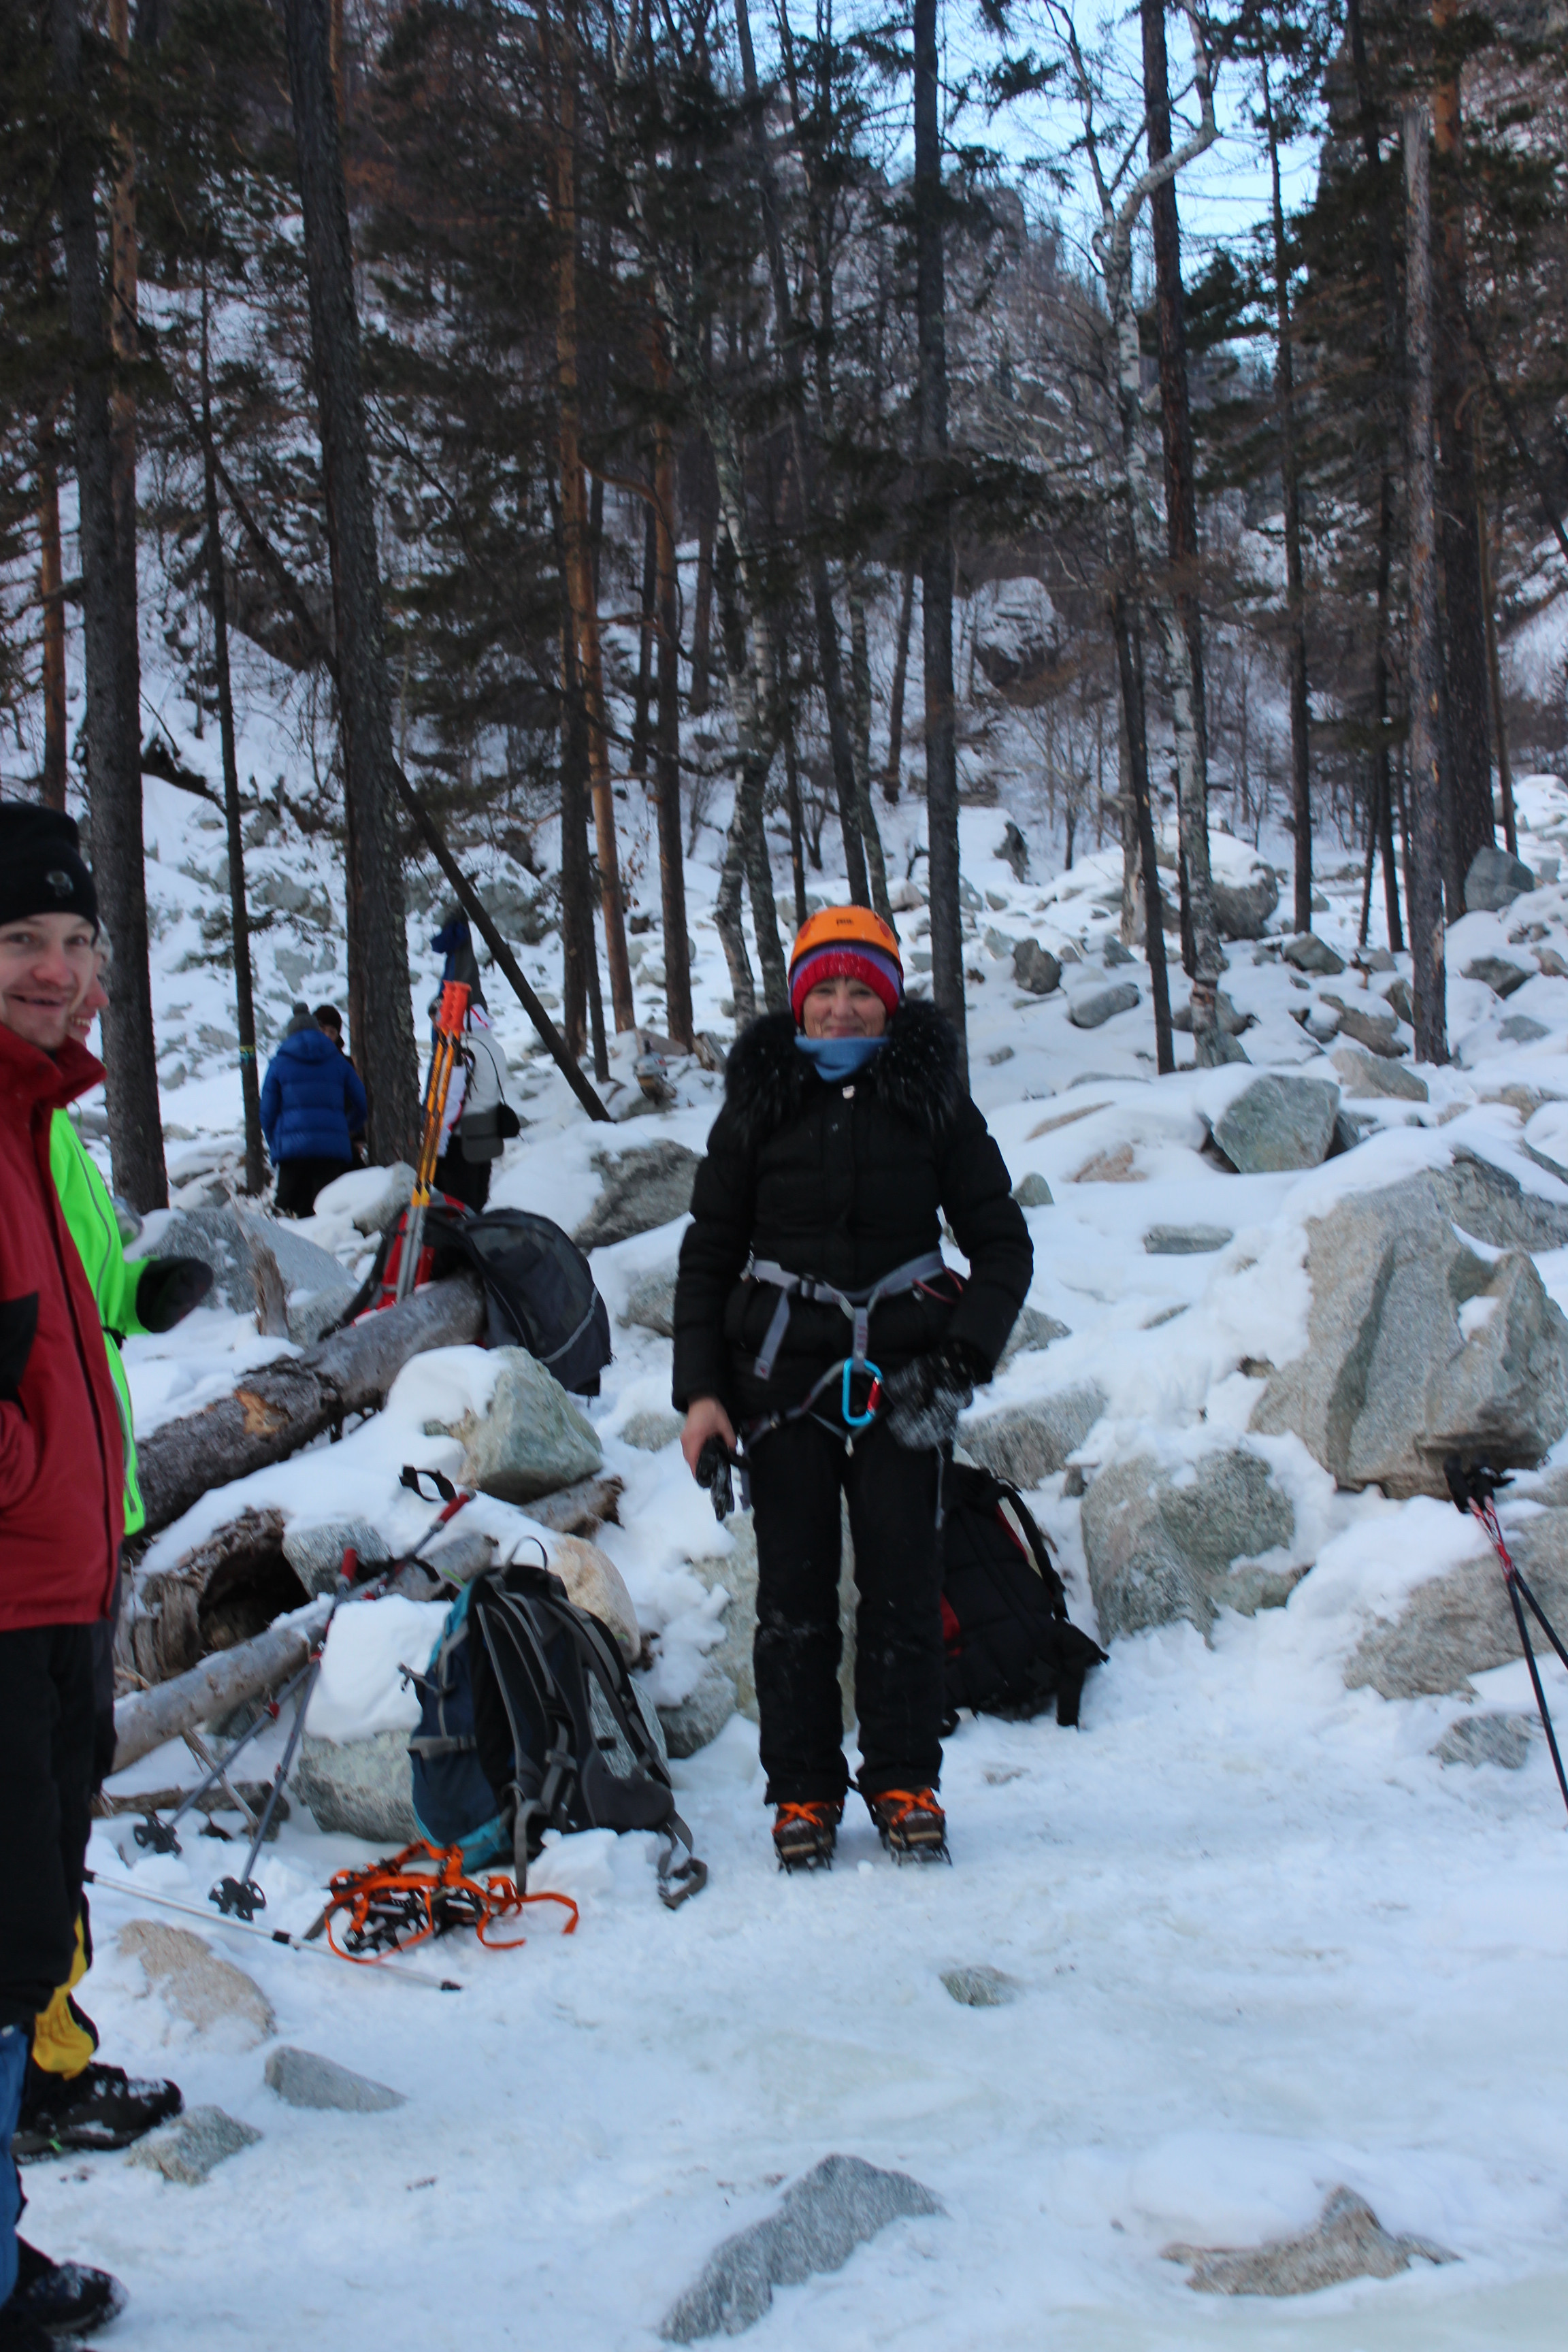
[438,1345,604,1502]
[118,1922,276,2050]
[282,1517,392,1597]
[574,1139,700,1248]
[303,1596,448,1743]
[960,1382,1107,1486]
[1211,1071,1340,1172]
[1465,842,1537,912]
[128,2107,263,2187]
[1164,2183,1455,2296]
[1344,1505,1568,1697]
[313,1160,416,1234]
[264,2047,406,2113]
[1250,1169,1568,1496]
[293,1731,421,1844]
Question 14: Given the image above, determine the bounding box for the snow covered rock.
[1322,996,1404,1056]
[1143,1224,1233,1256]
[1066,975,1140,1030]
[128,2106,261,2187]
[622,1261,678,1336]
[119,1922,276,2048]
[1171,990,1252,1036]
[621,1409,683,1452]
[1012,940,1061,996]
[1464,953,1531,999]
[1465,843,1535,912]
[1211,1074,1339,1173]
[1164,2186,1453,2296]
[1345,1506,1568,1696]
[442,1346,604,1501]
[1251,1172,1568,1497]
[659,2154,943,2342]
[996,1304,1070,1365]
[140,1204,348,1330]
[314,1160,416,1235]
[1011,1173,1054,1208]
[960,1384,1107,1488]
[1080,1448,1301,1640]
[1211,869,1279,941]
[1437,1149,1568,1251]
[547,1533,642,1663]
[574,1142,700,1248]
[1279,934,1345,977]
[1328,1045,1428,1102]
[658,1663,738,1758]
[265,2047,406,2112]
[1433,1712,1535,1768]
[294,1730,420,1842]
[282,1518,392,1598]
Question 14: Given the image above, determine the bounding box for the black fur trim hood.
[722,998,966,1150]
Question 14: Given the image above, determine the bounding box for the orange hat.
[787,904,903,1024]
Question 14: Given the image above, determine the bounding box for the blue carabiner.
[842,1357,883,1430]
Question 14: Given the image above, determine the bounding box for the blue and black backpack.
[408,1559,706,1908]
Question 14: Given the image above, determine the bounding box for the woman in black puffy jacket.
[673,906,1031,1870]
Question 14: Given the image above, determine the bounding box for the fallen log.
[112,1603,329,1773]
[137,1273,487,1537]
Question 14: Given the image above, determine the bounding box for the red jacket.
[1,1024,124,1628]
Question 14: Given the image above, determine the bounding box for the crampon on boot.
[868,1788,949,1863]
[772,1800,843,1872]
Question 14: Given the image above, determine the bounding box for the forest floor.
[34,736,1568,2348]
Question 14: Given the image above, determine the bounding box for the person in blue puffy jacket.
[260,1003,369,1216]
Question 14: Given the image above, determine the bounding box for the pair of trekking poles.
[1445,1456,1568,1819]
[125,1468,472,1920]
[395,979,472,1304]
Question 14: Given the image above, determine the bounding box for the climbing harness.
[742,1250,960,1458]
[319,1841,578,1963]
[1446,1455,1568,1820]
[397,979,472,1302]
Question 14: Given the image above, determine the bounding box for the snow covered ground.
[31,725,1568,2345]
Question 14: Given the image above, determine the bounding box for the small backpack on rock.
[940,1463,1107,1732]
[408,1560,705,1908]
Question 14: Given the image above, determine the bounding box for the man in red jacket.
[0,806,128,2347]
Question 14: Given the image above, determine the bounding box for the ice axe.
[1445,1455,1568,1820]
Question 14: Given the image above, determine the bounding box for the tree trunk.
[1477,465,1516,857]
[50,0,166,1210]
[913,0,964,1069]
[713,801,755,1028]
[37,408,67,811]
[689,500,715,715]
[1138,0,1222,1056]
[114,1606,327,1773]
[713,533,786,1013]
[559,617,589,1060]
[782,664,807,929]
[884,561,915,803]
[1262,62,1313,937]
[1403,103,1448,1066]
[1431,0,1493,904]
[199,284,264,1195]
[1112,593,1173,1075]
[630,480,656,779]
[651,373,694,1047]
[543,6,634,1033]
[282,0,419,1162]
[137,1273,485,1538]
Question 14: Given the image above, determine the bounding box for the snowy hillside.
[37,742,1568,2350]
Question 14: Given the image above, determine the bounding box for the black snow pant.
[274,1155,351,1217]
[433,1148,493,1213]
[747,1412,944,1808]
[0,1626,96,2032]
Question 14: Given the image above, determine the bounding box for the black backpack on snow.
[408,1560,705,1908]
[940,1463,1107,1732]
[348,1204,612,1395]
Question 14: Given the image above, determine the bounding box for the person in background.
[0,807,131,2344]
[673,906,1031,1874]
[13,957,203,2168]
[431,909,483,997]
[429,987,520,1213]
[313,1004,365,1166]
[260,1000,368,1215]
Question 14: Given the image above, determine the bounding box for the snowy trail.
[33,1603,1568,2350]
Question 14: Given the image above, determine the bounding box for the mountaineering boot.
[0,2310,55,2352]
[868,1788,949,1863]
[3,2242,126,2339]
[14,2059,182,2161]
[772,1800,843,1872]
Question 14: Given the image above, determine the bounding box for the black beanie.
[0,805,99,934]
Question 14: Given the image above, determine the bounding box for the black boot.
[15,2058,182,2161]
[3,2242,125,2340]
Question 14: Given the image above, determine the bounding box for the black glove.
[0,1293,39,1403]
[881,1338,987,1453]
[694,1434,736,1522]
[136,1256,214,1334]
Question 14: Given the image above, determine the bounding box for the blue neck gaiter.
[795,1033,886,1083]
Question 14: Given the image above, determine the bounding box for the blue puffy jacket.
[260,1028,369,1164]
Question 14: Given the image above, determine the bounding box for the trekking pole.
[131,1637,327,1859]
[210,1548,391,1921]
[1445,1455,1568,1821]
[397,980,471,1303]
[83,1869,463,1991]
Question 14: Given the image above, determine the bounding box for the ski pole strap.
[747,1250,949,1382]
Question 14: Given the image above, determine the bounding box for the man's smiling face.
[0,911,101,1053]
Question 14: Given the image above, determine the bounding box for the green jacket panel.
[50,1111,147,1537]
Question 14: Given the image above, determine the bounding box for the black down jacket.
[672,1000,1032,1416]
